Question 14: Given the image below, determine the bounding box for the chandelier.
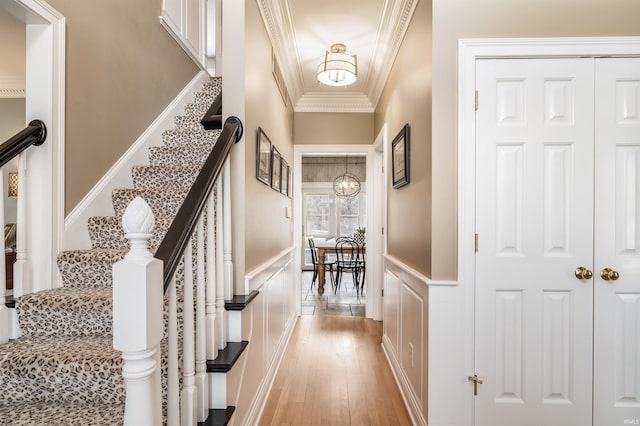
[317,43,358,87]
[333,157,361,198]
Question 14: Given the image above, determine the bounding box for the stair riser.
[149,145,213,167]
[112,189,188,217]
[162,129,220,147]
[132,166,200,190]
[88,216,172,251]
[58,250,125,289]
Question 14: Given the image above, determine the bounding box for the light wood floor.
[260,316,412,425]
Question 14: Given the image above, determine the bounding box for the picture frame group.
[256,127,292,197]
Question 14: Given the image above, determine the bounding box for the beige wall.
[243,0,294,273]
[46,0,199,215]
[430,0,640,279]
[375,0,432,277]
[294,112,373,145]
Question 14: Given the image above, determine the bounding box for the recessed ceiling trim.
[296,93,374,113]
[0,79,26,98]
[258,0,417,112]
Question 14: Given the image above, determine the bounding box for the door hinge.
[382,227,384,235]
[475,90,479,111]
[382,289,384,297]
[468,374,483,396]
[475,233,478,252]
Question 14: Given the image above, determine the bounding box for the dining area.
[308,235,366,295]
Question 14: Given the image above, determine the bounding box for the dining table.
[315,241,365,294]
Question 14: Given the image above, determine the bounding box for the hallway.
[259,315,412,425]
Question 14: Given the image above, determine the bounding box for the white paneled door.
[475,57,640,426]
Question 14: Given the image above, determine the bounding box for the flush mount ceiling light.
[317,43,358,87]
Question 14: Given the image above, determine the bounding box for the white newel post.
[113,197,163,426]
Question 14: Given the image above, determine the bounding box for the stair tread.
[198,406,235,426]
[0,401,124,425]
[207,341,248,373]
[225,290,259,311]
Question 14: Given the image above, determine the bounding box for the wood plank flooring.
[260,316,412,425]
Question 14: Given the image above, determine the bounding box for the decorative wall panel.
[616,80,640,124]
[542,291,573,403]
[497,80,525,125]
[615,146,640,256]
[545,79,574,125]
[496,145,524,255]
[495,290,523,402]
[615,293,640,406]
[544,144,573,256]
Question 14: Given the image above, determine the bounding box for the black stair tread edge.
[198,406,235,426]
[5,294,14,308]
[207,341,248,373]
[224,290,259,311]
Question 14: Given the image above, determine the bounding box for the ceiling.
[257,0,418,113]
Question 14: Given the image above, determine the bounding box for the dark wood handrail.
[200,90,223,131]
[0,120,47,168]
[155,115,243,293]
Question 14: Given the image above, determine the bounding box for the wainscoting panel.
[230,248,297,425]
[382,255,428,425]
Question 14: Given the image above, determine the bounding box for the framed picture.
[392,123,410,189]
[281,159,289,195]
[271,146,282,192]
[256,127,272,186]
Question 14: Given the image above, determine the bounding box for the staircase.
[0,77,247,425]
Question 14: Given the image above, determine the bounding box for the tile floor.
[300,270,365,317]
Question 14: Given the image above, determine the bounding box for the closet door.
[475,58,595,425]
[594,58,640,425]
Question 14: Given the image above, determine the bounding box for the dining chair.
[335,238,365,295]
[308,238,336,290]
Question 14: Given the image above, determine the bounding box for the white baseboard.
[62,71,210,250]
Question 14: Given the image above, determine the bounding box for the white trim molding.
[0,79,26,98]
[3,0,66,291]
[455,36,640,426]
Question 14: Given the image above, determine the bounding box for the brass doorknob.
[575,266,593,280]
[600,268,620,281]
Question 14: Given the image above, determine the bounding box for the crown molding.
[0,79,26,98]
[256,0,304,104]
[365,0,418,108]
[295,92,374,113]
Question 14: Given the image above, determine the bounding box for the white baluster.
[13,153,29,297]
[223,159,233,300]
[0,171,8,344]
[167,277,179,426]
[206,194,217,357]
[113,197,163,426]
[196,215,209,421]
[216,177,226,349]
[181,241,197,425]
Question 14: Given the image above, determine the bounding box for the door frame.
[2,0,65,291]
[458,37,640,425]
[293,144,381,320]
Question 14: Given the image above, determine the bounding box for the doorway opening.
[300,154,367,317]
[293,144,382,321]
